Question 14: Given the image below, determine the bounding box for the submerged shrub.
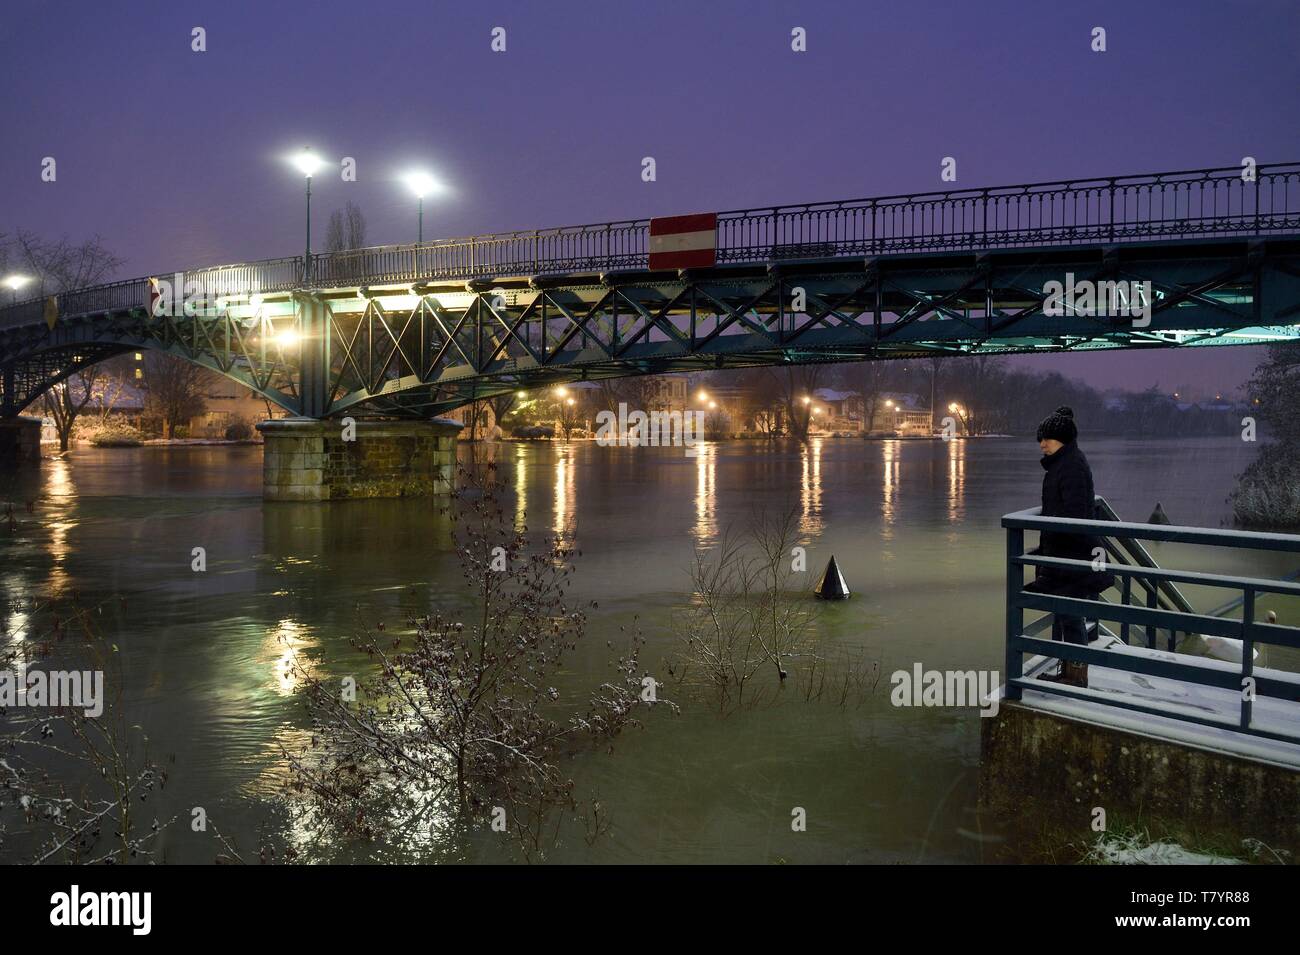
[1231,443,1300,529]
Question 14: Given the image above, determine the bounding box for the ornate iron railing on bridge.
[1003,498,1300,745]
[4,161,1299,329]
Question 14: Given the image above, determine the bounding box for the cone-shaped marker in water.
[1149,502,1171,525]
[815,555,851,600]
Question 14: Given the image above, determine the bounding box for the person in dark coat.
[1023,406,1113,687]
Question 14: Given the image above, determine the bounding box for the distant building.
[812,388,931,433]
[188,376,280,437]
[648,375,689,408]
[869,392,930,434]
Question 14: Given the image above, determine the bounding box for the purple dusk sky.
[3,0,1298,397]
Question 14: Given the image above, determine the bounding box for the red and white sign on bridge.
[647,212,717,271]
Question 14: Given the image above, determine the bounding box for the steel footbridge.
[3,162,1299,419]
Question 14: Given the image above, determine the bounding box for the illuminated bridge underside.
[4,237,1300,419]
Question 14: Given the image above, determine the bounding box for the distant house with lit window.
[812,388,931,433]
[188,377,283,438]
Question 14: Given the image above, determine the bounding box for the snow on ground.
[997,634,1300,770]
[1085,833,1243,865]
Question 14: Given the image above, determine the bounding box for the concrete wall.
[256,417,462,502]
[0,416,43,467]
[981,701,1300,856]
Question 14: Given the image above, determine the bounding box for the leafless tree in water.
[285,461,656,861]
[672,506,879,712]
[3,230,125,449]
[0,597,170,864]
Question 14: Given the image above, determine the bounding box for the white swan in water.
[1179,611,1277,663]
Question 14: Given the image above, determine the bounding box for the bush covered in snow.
[89,422,144,447]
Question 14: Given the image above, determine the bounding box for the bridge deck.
[1003,635,1300,770]
[4,161,1300,418]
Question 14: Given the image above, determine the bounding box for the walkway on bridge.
[4,162,1300,419]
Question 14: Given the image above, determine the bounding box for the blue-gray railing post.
[1120,574,1132,644]
[1005,525,1025,701]
[1146,585,1157,649]
[1241,587,1255,730]
[1108,179,1117,241]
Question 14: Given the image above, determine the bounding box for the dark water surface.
[1,435,1286,863]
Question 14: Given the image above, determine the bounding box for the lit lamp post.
[290,147,322,281]
[403,171,440,245]
[4,274,30,306]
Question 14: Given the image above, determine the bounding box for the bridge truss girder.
[2,237,1298,419]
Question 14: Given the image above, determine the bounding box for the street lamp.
[4,274,30,305]
[403,171,440,245]
[290,147,322,280]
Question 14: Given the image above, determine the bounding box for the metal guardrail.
[1003,499,1300,744]
[4,162,1299,331]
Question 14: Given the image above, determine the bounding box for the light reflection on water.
[693,442,715,544]
[799,438,823,537]
[0,436,1279,863]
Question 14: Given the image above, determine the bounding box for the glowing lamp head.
[276,329,301,350]
[291,148,322,178]
[4,274,30,292]
[404,171,439,199]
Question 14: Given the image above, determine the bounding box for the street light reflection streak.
[266,618,314,697]
[553,447,575,544]
[514,444,528,532]
[799,437,824,536]
[693,442,716,545]
[45,457,76,597]
[881,439,900,540]
[947,437,967,523]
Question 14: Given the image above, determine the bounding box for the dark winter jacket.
[1033,441,1113,594]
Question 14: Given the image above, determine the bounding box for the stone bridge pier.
[0,416,43,468]
[256,417,462,502]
